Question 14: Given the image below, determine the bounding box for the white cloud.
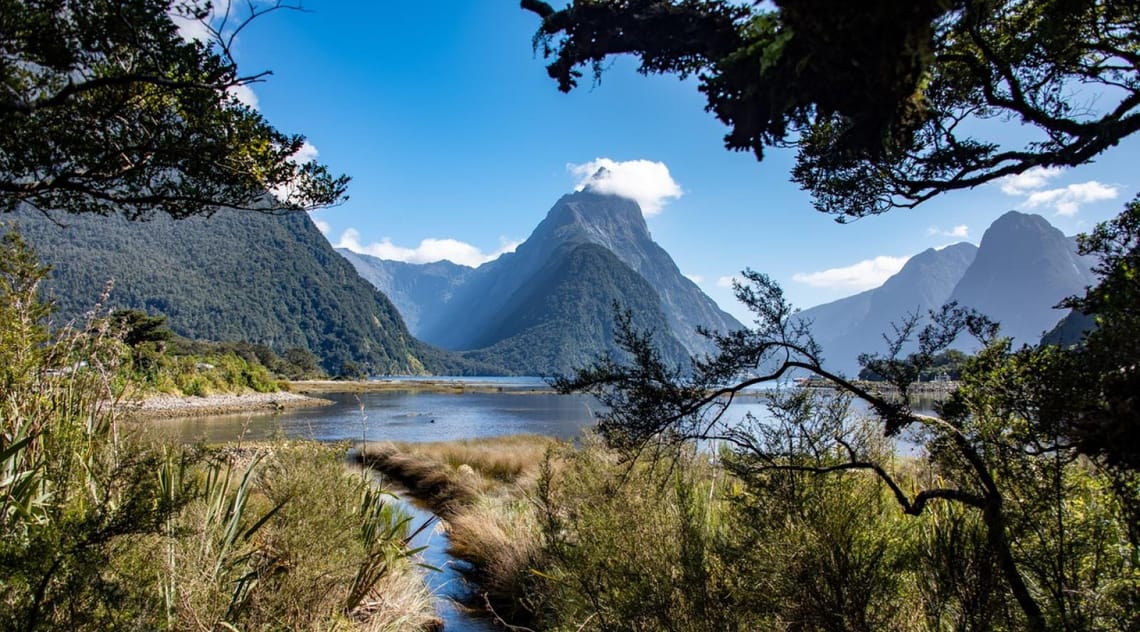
[171,6,219,43]
[227,83,259,110]
[792,255,910,291]
[312,218,331,235]
[567,158,682,216]
[926,224,969,238]
[996,166,1119,217]
[336,229,520,267]
[684,274,704,284]
[998,166,1063,195]
[716,276,737,289]
[1023,181,1119,216]
[268,141,320,203]
[292,140,319,164]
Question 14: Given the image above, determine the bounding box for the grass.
[356,435,560,624]
[139,439,442,631]
[357,434,559,516]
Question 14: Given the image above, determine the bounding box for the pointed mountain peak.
[585,166,612,187]
[541,189,651,243]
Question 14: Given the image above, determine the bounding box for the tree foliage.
[1,0,349,219]
[524,0,1140,219]
[1057,195,1140,470]
[555,269,1139,630]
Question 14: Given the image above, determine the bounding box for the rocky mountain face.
[798,211,1094,375]
[337,251,472,336]
[799,242,978,375]
[7,207,496,376]
[342,189,743,375]
[460,242,689,375]
[946,211,1097,346]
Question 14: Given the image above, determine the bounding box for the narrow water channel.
[391,495,501,632]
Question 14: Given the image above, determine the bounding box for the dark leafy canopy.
[0,0,349,219]
[1054,195,1140,470]
[524,0,1140,220]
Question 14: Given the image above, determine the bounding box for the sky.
[194,1,1138,322]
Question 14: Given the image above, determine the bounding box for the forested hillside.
[461,242,689,375]
[8,207,500,376]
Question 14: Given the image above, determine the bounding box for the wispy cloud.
[998,166,1063,195]
[792,255,910,291]
[927,224,969,238]
[716,276,737,288]
[996,166,1119,216]
[684,274,704,285]
[568,158,682,216]
[312,218,331,235]
[336,229,519,267]
[1023,181,1119,216]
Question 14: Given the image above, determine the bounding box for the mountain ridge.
[7,207,498,376]
[798,211,1094,375]
[342,189,743,374]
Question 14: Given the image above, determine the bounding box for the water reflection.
[147,388,601,445]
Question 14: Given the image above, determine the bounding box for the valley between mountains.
[13,182,1094,378]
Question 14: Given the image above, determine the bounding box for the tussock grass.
[357,435,560,625]
[141,440,441,631]
[446,495,542,620]
[357,434,559,516]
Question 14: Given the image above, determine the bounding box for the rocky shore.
[124,391,332,419]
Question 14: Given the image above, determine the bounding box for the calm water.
[392,493,500,632]
[153,380,606,445]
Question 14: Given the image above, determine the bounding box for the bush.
[1,230,436,630]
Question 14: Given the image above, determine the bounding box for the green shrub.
[1,230,436,631]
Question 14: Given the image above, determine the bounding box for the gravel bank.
[125,391,332,419]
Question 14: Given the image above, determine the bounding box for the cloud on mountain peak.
[568,158,682,216]
[996,166,1119,216]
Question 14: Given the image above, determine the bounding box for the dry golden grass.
[358,435,560,515]
[357,435,560,625]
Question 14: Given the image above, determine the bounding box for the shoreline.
[124,390,333,420]
[287,378,553,395]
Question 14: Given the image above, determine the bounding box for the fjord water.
[158,378,605,445]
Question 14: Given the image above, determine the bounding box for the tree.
[1056,195,1140,470]
[1,0,349,220]
[555,276,1138,631]
[523,0,1140,220]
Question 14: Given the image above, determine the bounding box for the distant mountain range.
[799,211,1096,375]
[10,191,1087,381]
[342,187,743,375]
[7,207,499,376]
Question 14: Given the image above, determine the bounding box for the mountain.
[343,188,743,374]
[799,242,978,375]
[798,211,1096,375]
[6,207,498,376]
[946,211,1097,346]
[461,242,689,375]
[337,251,472,336]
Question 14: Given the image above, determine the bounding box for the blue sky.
[198,1,1137,321]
